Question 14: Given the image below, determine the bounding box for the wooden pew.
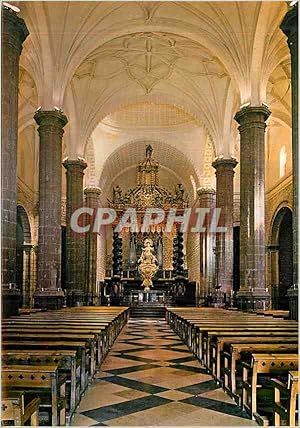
[270,370,298,426]
[208,330,298,380]
[2,364,66,426]
[2,325,104,367]
[2,332,97,378]
[2,306,129,425]
[6,316,118,353]
[2,349,80,419]
[166,307,298,426]
[241,354,298,425]
[3,320,110,358]
[1,390,40,426]
[192,319,295,354]
[166,308,294,352]
[2,340,89,394]
[223,342,299,399]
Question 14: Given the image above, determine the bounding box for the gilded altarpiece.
[107,145,187,274]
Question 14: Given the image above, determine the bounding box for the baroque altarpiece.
[103,146,194,305]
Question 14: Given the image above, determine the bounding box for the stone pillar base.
[2,285,21,317]
[236,289,270,311]
[34,289,64,310]
[287,286,298,321]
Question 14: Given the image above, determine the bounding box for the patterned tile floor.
[72,319,257,426]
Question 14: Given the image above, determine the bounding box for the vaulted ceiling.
[16,1,291,195]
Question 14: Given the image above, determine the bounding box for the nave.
[72,319,257,427]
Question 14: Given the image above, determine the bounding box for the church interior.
[1,1,299,426]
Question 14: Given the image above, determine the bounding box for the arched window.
[279,145,287,178]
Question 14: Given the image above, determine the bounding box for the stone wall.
[265,174,293,242]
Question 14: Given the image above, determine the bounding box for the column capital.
[2,6,29,51]
[63,157,87,172]
[280,5,298,46]
[212,157,238,171]
[34,109,68,129]
[234,105,271,127]
[84,186,102,196]
[197,187,216,197]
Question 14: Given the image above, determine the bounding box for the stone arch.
[17,205,32,244]
[269,205,293,310]
[270,203,293,245]
[16,205,32,308]
[98,139,200,204]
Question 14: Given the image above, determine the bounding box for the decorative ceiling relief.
[267,59,291,126]
[84,32,228,95]
[139,1,161,22]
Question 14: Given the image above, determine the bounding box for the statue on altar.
[145,144,153,159]
[138,238,158,292]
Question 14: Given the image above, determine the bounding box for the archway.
[270,207,293,309]
[16,206,32,308]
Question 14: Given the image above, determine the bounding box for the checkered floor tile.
[72,319,257,426]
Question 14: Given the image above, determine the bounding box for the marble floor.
[72,319,257,426]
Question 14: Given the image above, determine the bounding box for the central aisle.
[72,319,257,426]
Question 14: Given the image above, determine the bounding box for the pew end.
[1,390,41,426]
[269,371,299,426]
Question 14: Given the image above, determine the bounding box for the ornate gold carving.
[138,238,158,291]
[109,145,188,210]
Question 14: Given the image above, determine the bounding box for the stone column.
[280,5,298,318]
[30,245,38,308]
[234,106,271,310]
[34,110,68,309]
[212,158,237,305]
[197,188,216,306]
[266,244,279,308]
[63,158,87,306]
[22,244,32,308]
[1,5,29,317]
[84,186,101,305]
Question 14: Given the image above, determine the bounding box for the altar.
[102,145,195,307]
[129,290,166,305]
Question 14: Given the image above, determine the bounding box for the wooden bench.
[3,320,110,358]
[241,354,298,425]
[223,342,298,400]
[6,317,117,355]
[191,319,296,352]
[2,306,129,424]
[2,364,66,426]
[270,370,298,426]
[166,308,298,426]
[2,349,80,419]
[1,390,40,426]
[208,330,298,380]
[2,340,89,394]
[2,332,97,378]
[2,326,104,368]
